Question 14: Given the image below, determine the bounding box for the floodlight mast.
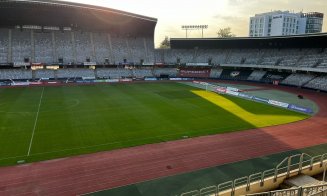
[181,25,208,38]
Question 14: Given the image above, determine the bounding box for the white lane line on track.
[27,87,45,156]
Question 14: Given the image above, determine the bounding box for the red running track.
[0,83,326,196]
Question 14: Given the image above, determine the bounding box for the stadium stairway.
[32,70,36,79]
[301,76,319,88]
[94,69,97,78]
[281,174,323,189]
[54,69,58,79]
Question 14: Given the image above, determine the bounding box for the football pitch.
[0,82,309,166]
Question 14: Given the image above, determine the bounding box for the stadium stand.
[2,27,327,71]
[96,68,132,79]
[34,31,53,64]
[132,68,153,78]
[247,70,267,81]
[160,49,179,64]
[93,32,110,64]
[260,71,292,83]
[54,31,75,64]
[209,68,223,78]
[75,31,93,63]
[220,69,253,80]
[281,73,316,87]
[174,49,194,63]
[0,29,8,64]
[0,1,326,93]
[153,68,178,77]
[57,68,95,78]
[34,69,55,79]
[111,36,130,64]
[129,37,146,64]
[145,38,155,63]
[12,29,32,63]
[0,69,32,80]
[198,49,228,64]
[96,68,117,79]
[227,49,262,64]
[320,60,327,68]
[304,75,327,91]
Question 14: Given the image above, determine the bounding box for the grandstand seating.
[0,67,326,92]
[2,27,327,71]
[93,32,110,64]
[34,31,53,64]
[96,68,132,79]
[54,31,74,63]
[34,69,55,79]
[220,69,253,80]
[160,49,180,64]
[96,68,117,78]
[247,70,267,81]
[132,68,153,78]
[227,49,262,64]
[209,68,223,78]
[304,75,327,91]
[0,29,8,63]
[1,27,327,91]
[57,68,95,78]
[173,49,194,63]
[196,49,227,64]
[297,50,325,68]
[0,69,32,80]
[75,31,93,63]
[129,37,146,64]
[319,60,327,68]
[219,48,327,69]
[145,38,155,63]
[111,36,129,64]
[281,73,316,87]
[12,29,32,63]
[153,68,177,77]
[260,71,291,83]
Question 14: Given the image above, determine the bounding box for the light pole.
[181,25,208,38]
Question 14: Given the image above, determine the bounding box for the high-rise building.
[249,11,324,37]
[303,12,324,33]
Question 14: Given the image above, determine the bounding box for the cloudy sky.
[61,0,326,46]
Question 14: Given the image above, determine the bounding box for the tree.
[159,36,170,49]
[217,27,235,38]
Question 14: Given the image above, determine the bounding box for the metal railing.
[245,184,327,196]
[180,153,327,196]
[323,162,327,183]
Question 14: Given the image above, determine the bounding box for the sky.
[60,0,327,47]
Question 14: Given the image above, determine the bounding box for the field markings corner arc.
[27,87,45,156]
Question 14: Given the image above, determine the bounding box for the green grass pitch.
[0,82,309,166]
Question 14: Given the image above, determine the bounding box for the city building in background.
[249,11,324,37]
[303,12,324,33]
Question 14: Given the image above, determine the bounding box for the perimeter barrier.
[180,153,327,196]
[191,81,313,114]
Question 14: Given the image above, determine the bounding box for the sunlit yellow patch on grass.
[191,90,307,128]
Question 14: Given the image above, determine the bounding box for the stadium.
[0,0,326,195]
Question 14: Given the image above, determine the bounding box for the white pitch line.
[27,87,44,156]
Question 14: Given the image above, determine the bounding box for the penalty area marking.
[27,87,44,156]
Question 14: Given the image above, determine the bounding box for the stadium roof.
[170,33,327,49]
[0,0,157,36]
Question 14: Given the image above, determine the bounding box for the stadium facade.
[249,11,324,37]
[0,0,326,93]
